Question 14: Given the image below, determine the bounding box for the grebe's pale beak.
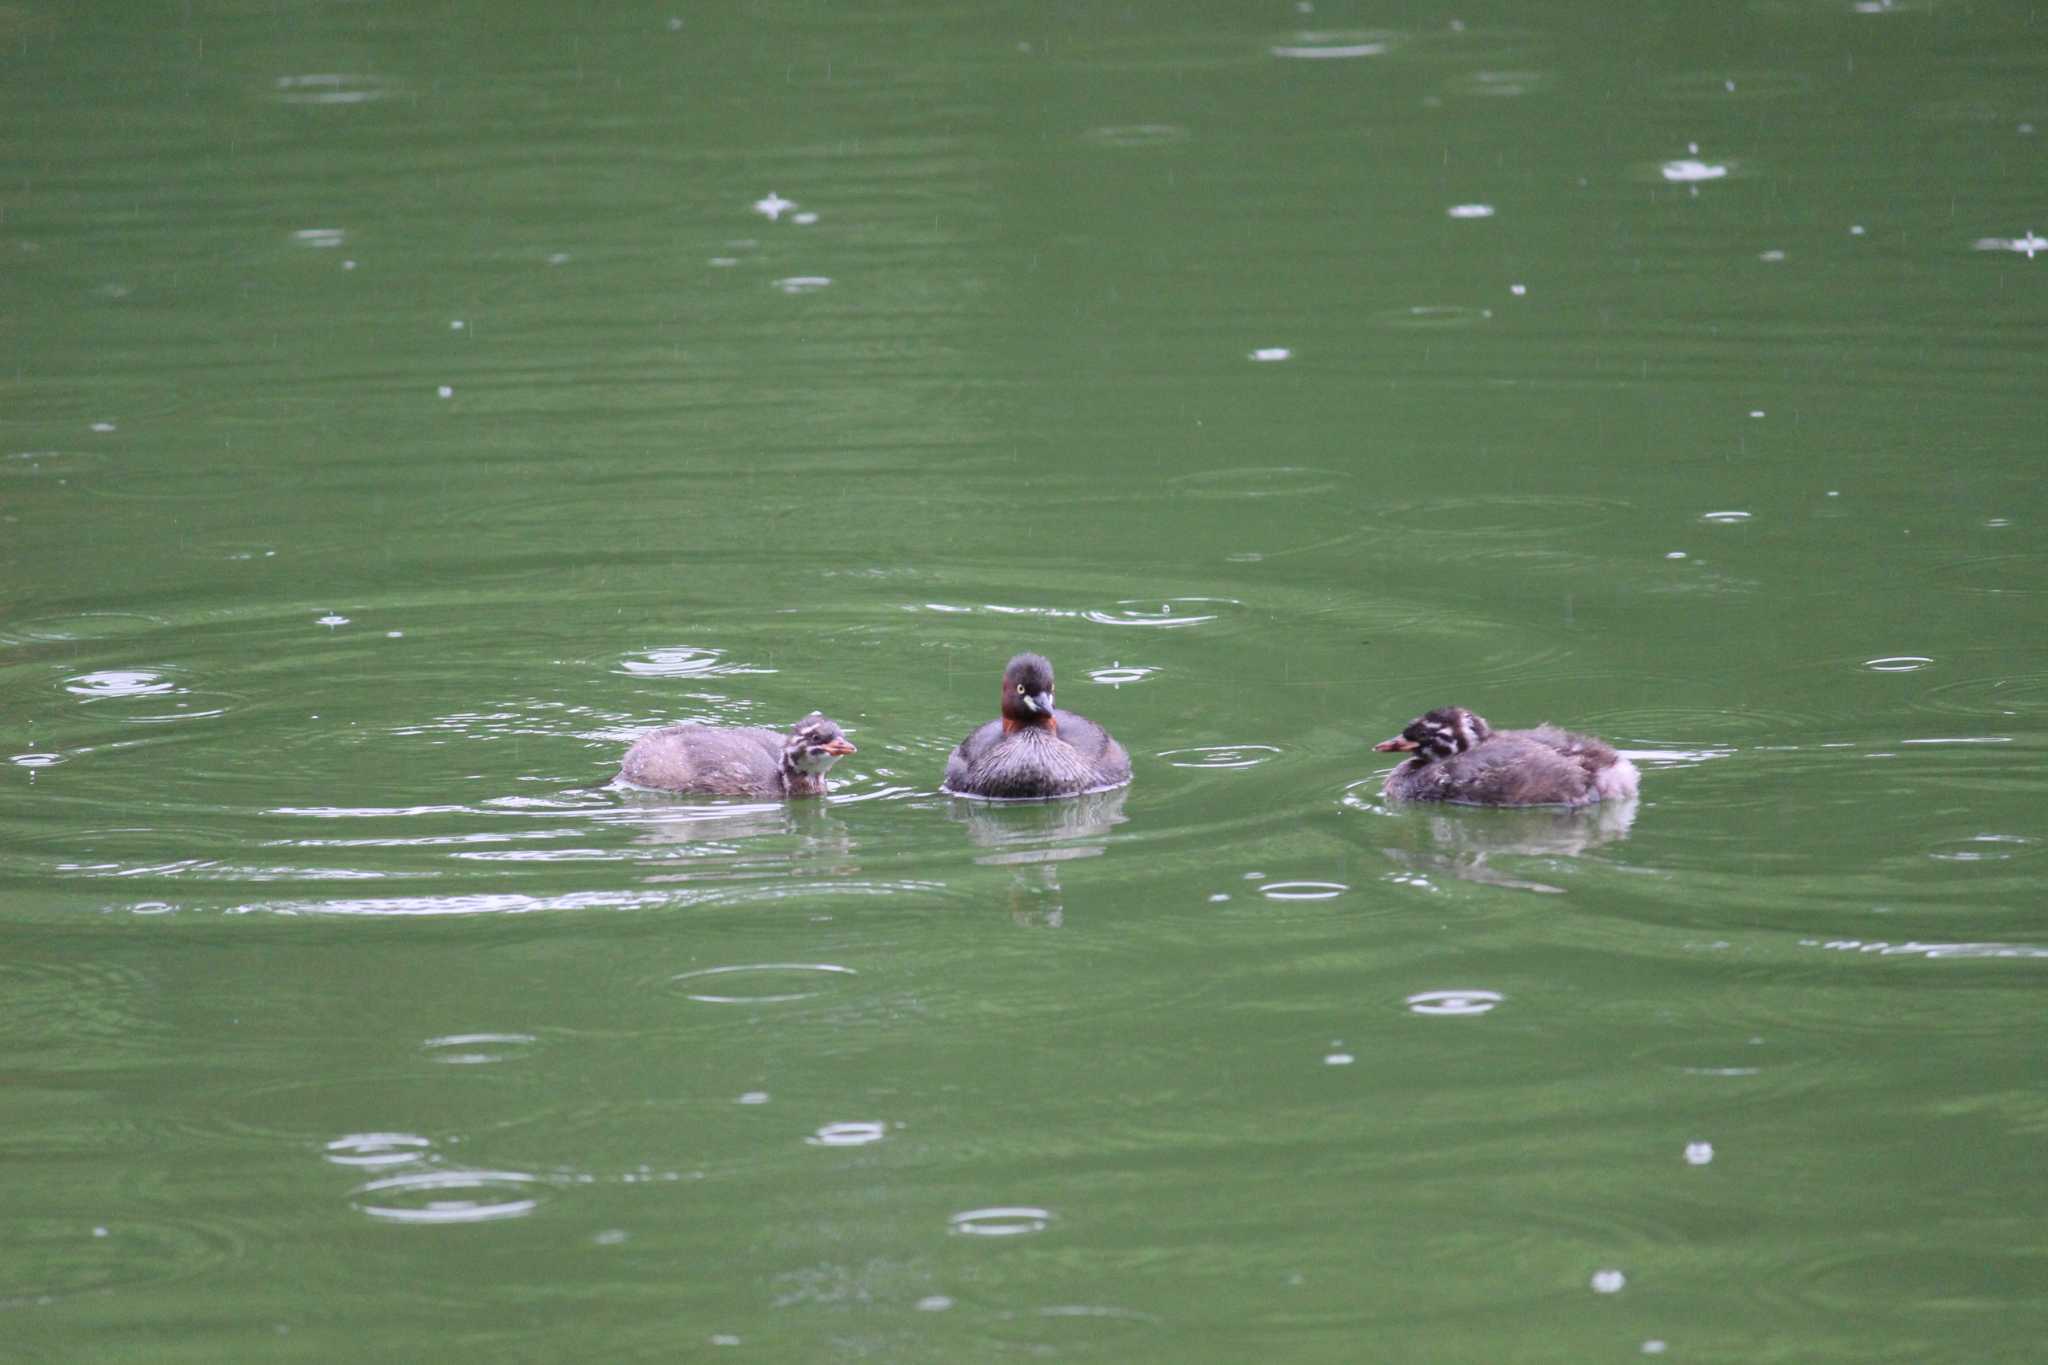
[1374,736,1418,753]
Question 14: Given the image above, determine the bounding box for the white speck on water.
[1250,346,1293,361]
[1208,893,1231,903]
[1446,203,1495,218]
[1749,409,1766,418]
[737,1091,769,1104]
[1661,158,1728,182]
[752,192,797,221]
[437,385,453,398]
[316,614,350,628]
[1509,282,1527,296]
[89,421,117,433]
[1684,1141,1715,1165]
[1665,551,1688,560]
[916,1295,954,1312]
[1324,1052,1354,1066]
[1849,224,1867,236]
[450,320,465,330]
[791,211,819,226]
[1591,1269,1627,1294]
[1642,1342,1668,1356]
[1973,231,2046,258]
[1759,248,1786,261]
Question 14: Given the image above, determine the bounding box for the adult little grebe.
[617,712,855,797]
[942,653,1131,799]
[1374,706,1638,807]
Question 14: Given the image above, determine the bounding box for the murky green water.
[6,1,2046,1359]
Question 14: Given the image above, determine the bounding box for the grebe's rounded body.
[943,653,1131,800]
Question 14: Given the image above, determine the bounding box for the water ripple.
[670,962,858,1004]
[351,1169,542,1225]
[1159,744,1281,770]
[420,1032,538,1065]
[949,1206,1052,1237]
[1270,29,1401,59]
[1083,597,1239,629]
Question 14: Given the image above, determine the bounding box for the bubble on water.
[1971,231,2047,258]
[806,1121,885,1148]
[1249,346,1293,362]
[1661,158,1730,182]
[1684,1141,1714,1166]
[1407,989,1503,1016]
[1446,203,1496,218]
[1700,510,1751,524]
[1863,656,1932,672]
[1591,1268,1627,1294]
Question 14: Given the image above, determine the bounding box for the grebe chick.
[1374,706,1638,807]
[617,712,855,797]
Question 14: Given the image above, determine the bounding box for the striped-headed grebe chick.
[618,711,855,797]
[1374,705,1638,807]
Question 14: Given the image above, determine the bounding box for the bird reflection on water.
[1377,797,1638,894]
[944,788,1130,928]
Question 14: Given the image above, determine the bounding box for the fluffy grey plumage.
[943,653,1132,800]
[617,712,854,797]
[1374,706,1638,807]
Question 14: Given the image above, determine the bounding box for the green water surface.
[4,1,2046,1360]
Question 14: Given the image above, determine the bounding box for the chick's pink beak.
[1374,736,1417,753]
[824,739,857,757]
